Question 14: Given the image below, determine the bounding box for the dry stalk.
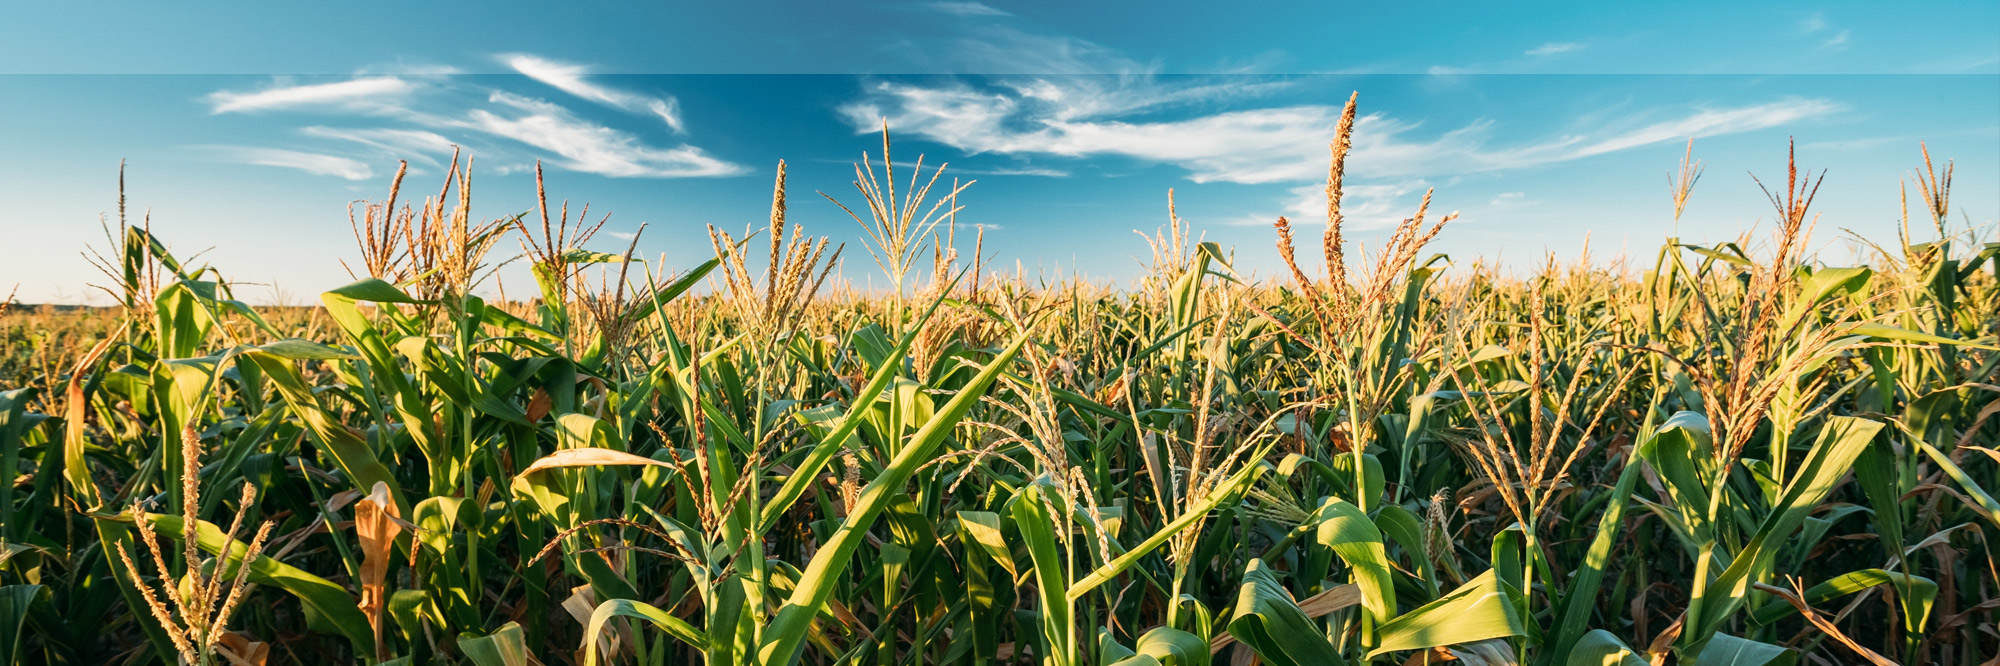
[120,451,276,666]
[821,122,969,297]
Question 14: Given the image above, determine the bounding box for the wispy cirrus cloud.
[453,91,742,177]
[199,146,375,179]
[841,25,1841,228]
[300,126,460,166]
[1800,12,1829,33]
[927,1,1009,17]
[1551,99,1841,158]
[201,57,745,179]
[1526,42,1585,56]
[208,77,413,114]
[845,82,1325,183]
[954,166,1070,177]
[1799,12,1851,51]
[500,53,685,132]
[1241,180,1433,228]
[848,78,1838,186]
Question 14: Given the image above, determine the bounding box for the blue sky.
[2,1,1996,304]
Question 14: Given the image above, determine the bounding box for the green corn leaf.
[0,585,48,666]
[1638,411,1717,545]
[759,327,1030,666]
[1014,484,1074,666]
[1688,633,1794,666]
[1543,419,1666,666]
[582,599,709,666]
[1099,626,1139,664]
[1915,439,2000,527]
[255,338,359,360]
[1850,322,1998,350]
[1226,559,1341,666]
[242,349,410,516]
[1749,569,1935,629]
[1132,626,1209,666]
[458,622,530,666]
[1307,496,1394,627]
[1567,629,1647,666]
[1369,569,1526,658]
[956,511,1019,579]
[756,285,958,532]
[560,248,628,264]
[1686,416,1882,653]
[1104,626,1210,666]
[1852,433,1905,554]
[1677,243,1754,267]
[1779,267,1871,329]
[0,388,44,542]
[1372,504,1429,586]
[1067,461,1263,601]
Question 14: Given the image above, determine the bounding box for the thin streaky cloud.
[928,1,1010,16]
[1260,100,1839,228]
[1242,180,1432,228]
[955,166,1070,177]
[208,77,412,114]
[452,91,743,178]
[199,56,746,180]
[1559,99,1843,158]
[300,127,459,166]
[1800,12,1829,33]
[946,26,1154,75]
[202,146,375,180]
[1526,42,1585,56]
[501,53,685,133]
[847,76,1840,186]
[356,63,464,78]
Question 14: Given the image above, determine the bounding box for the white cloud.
[1798,12,1849,50]
[1243,180,1435,229]
[357,63,463,78]
[454,92,743,178]
[1553,99,1842,159]
[963,166,1069,177]
[300,127,459,165]
[501,54,684,132]
[843,81,1323,184]
[944,26,1161,76]
[846,77,1841,187]
[202,58,746,180]
[209,77,412,114]
[844,41,1840,236]
[928,1,1009,16]
[205,146,374,180]
[1526,42,1585,56]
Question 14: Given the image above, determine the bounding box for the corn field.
[2,102,1998,666]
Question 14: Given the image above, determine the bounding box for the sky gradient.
[3,1,1996,304]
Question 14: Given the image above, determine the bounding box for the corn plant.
[0,114,1995,666]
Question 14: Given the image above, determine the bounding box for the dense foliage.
[1,116,1997,665]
